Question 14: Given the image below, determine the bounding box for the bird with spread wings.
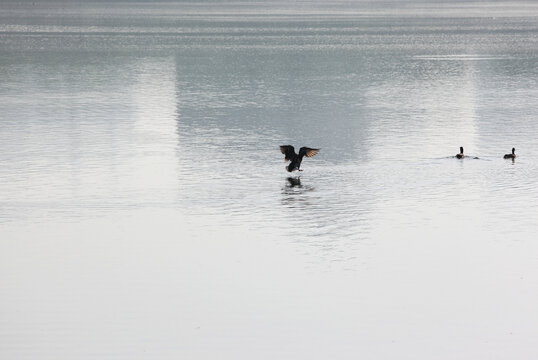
[280,145,319,172]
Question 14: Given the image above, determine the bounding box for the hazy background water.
[1,1,538,359]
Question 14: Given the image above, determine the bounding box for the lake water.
[1,1,538,359]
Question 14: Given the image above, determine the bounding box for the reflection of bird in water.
[280,145,319,172]
[287,177,301,187]
[456,146,464,159]
[504,147,516,159]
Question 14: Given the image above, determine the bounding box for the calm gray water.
[1,1,538,359]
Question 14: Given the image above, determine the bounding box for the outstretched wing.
[280,145,296,161]
[299,147,319,158]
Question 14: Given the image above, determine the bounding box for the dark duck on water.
[456,146,464,159]
[504,147,516,159]
[280,145,319,172]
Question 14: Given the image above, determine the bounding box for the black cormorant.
[280,145,319,172]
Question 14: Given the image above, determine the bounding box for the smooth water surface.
[1,1,538,359]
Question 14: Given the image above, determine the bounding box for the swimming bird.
[456,146,464,159]
[504,147,516,159]
[280,145,319,172]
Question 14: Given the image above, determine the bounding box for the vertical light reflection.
[360,56,484,242]
[128,57,179,202]
[364,57,479,159]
